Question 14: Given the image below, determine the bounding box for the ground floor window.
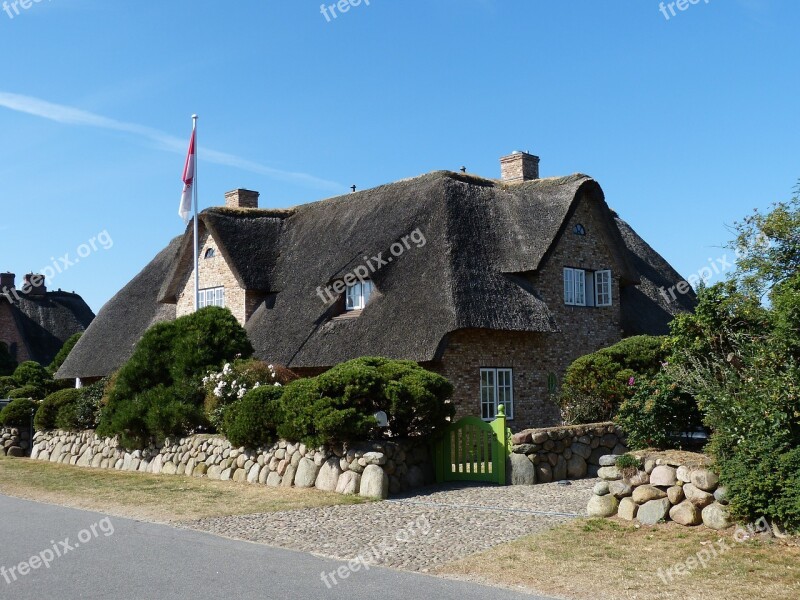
[480,367,514,420]
[199,286,225,309]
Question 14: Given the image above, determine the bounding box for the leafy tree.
[47,333,82,376]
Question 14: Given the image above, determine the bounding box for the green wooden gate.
[434,405,511,485]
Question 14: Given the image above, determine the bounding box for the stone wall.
[30,430,433,499]
[0,426,30,457]
[508,422,627,484]
[587,452,732,530]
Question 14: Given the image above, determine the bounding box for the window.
[480,368,514,420]
[564,268,612,307]
[204,248,215,259]
[573,224,586,235]
[345,280,374,311]
[198,286,225,309]
[595,270,612,307]
[563,268,586,306]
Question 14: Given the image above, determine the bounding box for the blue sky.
[0,0,797,312]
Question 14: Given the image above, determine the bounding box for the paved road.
[0,495,551,600]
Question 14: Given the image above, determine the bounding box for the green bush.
[35,388,82,430]
[0,375,17,398]
[616,369,702,450]
[8,385,44,400]
[0,398,38,427]
[278,357,454,447]
[222,386,284,448]
[98,307,252,448]
[48,333,82,376]
[12,361,49,389]
[0,342,16,377]
[558,336,668,424]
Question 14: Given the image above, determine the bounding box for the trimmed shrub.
[35,388,82,431]
[98,307,252,447]
[0,398,38,427]
[558,335,667,424]
[0,376,17,398]
[8,385,44,400]
[278,357,454,447]
[222,386,284,448]
[12,361,49,389]
[615,369,702,450]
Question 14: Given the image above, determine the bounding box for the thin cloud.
[0,91,342,191]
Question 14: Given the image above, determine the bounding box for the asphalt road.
[0,494,552,600]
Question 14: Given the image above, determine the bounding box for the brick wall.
[176,228,251,325]
[431,193,625,429]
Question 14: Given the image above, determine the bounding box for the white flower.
[253,382,261,389]
[274,382,282,387]
[237,388,246,399]
[223,363,232,375]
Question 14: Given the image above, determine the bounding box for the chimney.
[0,272,14,290]
[500,151,540,183]
[23,273,46,297]
[225,189,260,209]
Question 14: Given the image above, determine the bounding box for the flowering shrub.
[203,359,296,430]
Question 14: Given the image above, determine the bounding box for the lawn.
[0,455,364,522]
[439,518,800,600]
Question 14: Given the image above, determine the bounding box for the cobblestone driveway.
[185,479,595,572]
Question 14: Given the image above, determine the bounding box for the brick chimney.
[225,189,260,209]
[500,151,540,183]
[0,272,14,289]
[23,273,46,297]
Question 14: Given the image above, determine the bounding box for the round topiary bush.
[35,388,82,431]
[8,385,44,400]
[0,398,39,427]
[277,357,454,447]
[12,361,49,389]
[221,386,284,448]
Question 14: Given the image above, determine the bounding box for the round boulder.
[632,485,667,504]
[637,498,671,525]
[702,502,732,530]
[650,465,678,487]
[684,483,715,508]
[690,468,720,492]
[587,494,619,518]
[669,500,702,526]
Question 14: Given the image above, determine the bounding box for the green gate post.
[490,404,511,485]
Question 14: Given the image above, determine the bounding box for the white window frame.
[595,270,613,307]
[198,286,225,309]
[563,268,586,306]
[480,368,514,421]
[345,280,374,311]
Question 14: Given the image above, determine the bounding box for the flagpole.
[192,114,199,313]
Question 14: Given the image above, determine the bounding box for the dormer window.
[204,248,215,259]
[564,268,612,307]
[345,280,373,311]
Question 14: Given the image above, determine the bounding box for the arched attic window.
[204,248,216,259]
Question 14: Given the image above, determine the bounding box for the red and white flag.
[178,128,196,222]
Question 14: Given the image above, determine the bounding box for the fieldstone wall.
[587,452,733,530]
[508,422,627,485]
[0,426,30,457]
[30,430,433,499]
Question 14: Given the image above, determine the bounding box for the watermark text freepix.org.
[1,517,115,585]
[659,0,710,21]
[316,227,426,305]
[0,229,113,304]
[320,0,371,23]
[320,514,431,588]
[3,0,53,20]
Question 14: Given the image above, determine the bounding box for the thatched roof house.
[57,152,694,428]
[0,273,95,366]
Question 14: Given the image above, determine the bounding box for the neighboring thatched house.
[57,152,694,428]
[0,272,95,366]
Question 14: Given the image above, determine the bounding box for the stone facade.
[507,422,628,484]
[0,301,28,363]
[500,151,540,183]
[176,228,252,325]
[432,194,625,429]
[0,426,29,457]
[30,430,433,499]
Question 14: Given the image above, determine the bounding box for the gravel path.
[184,479,595,572]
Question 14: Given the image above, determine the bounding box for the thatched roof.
[55,237,182,379]
[56,170,694,377]
[4,291,94,365]
[614,215,697,335]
